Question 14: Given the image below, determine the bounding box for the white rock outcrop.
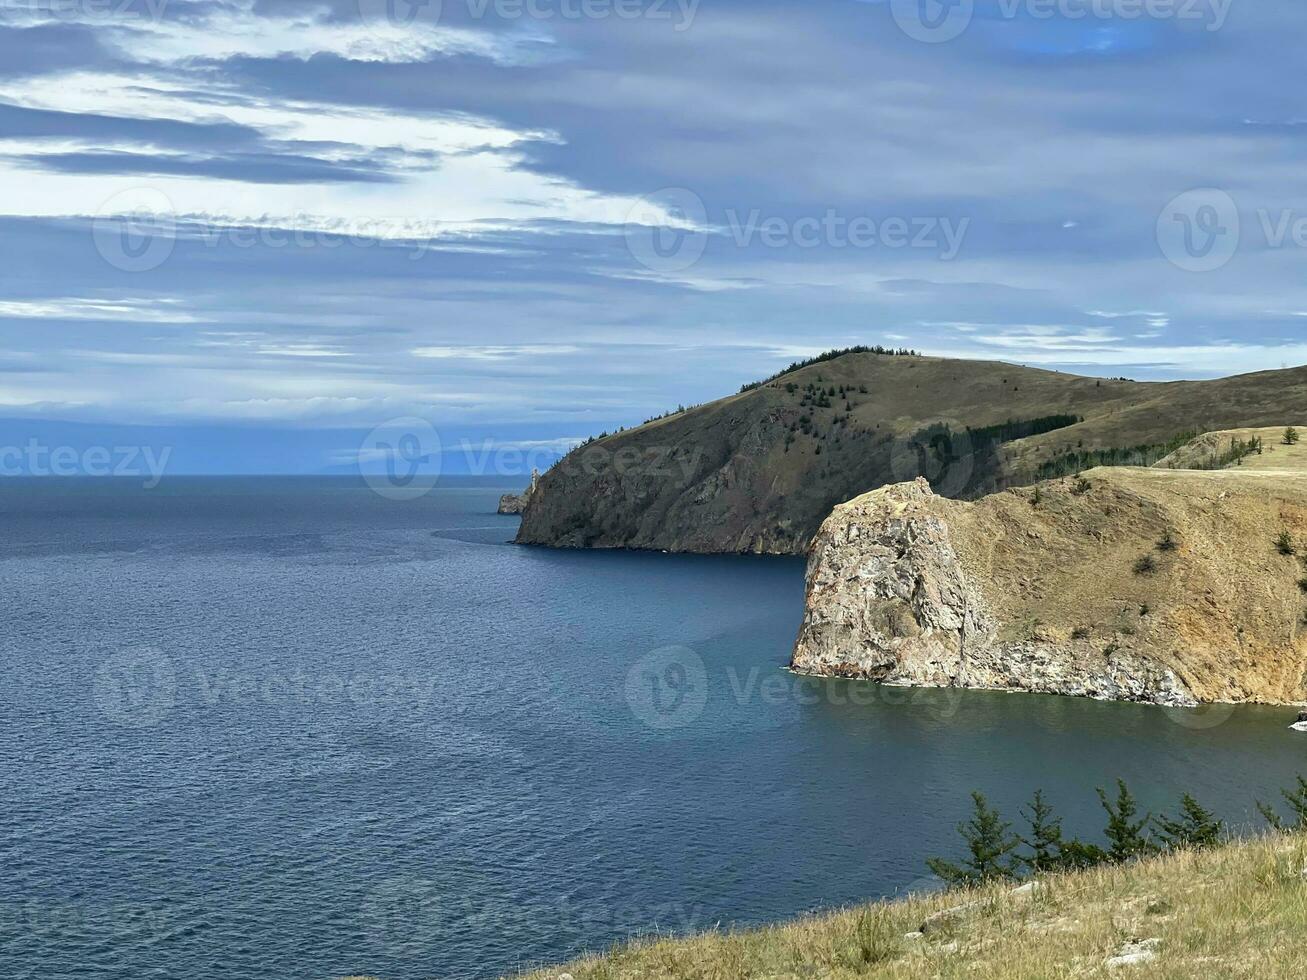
[498,469,541,515]
[790,479,1196,705]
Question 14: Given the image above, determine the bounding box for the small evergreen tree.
[1056,838,1110,870]
[1277,531,1297,556]
[1097,780,1154,862]
[1257,775,1307,830]
[1017,790,1064,873]
[926,791,1020,886]
[1285,426,1299,446]
[1153,794,1223,850]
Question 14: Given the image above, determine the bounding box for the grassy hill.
[516,353,1307,555]
[512,832,1307,979]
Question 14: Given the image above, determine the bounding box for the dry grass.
[513,833,1307,980]
[923,457,1307,704]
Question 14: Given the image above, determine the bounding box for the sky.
[1,0,1305,475]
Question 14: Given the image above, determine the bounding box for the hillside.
[515,354,1307,555]
[789,429,1307,705]
[513,832,1307,979]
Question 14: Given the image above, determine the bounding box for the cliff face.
[498,469,540,515]
[790,453,1307,705]
[517,354,1307,555]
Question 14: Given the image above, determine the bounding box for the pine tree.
[1153,794,1223,850]
[1056,838,1110,870]
[926,792,1020,886]
[1285,426,1299,446]
[1017,790,1064,873]
[1257,775,1307,830]
[1097,780,1155,862]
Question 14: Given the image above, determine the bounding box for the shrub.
[1134,554,1158,575]
[1017,790,1065,874]
[1071,625,1091,640]
[1154,794,1223,850]
[1098,780,1156,862]
[926,791,1020,885]
[1277,531,1297,556]
[1157,531,1178,552]
[1258,776,1307,831]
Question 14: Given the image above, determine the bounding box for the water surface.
[2,477,1304,979]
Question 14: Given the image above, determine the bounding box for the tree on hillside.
[927,792,1020,885]
[1285,427,1300,446]
[1153,794,1223,850]
[1098,780,1155,862]
[1257,776,1307,830]
[1017,790,1065,873]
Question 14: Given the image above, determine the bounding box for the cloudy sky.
[1,0,1304,473]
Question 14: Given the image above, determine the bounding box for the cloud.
[4,0,1307,456]
[0,0,523,65]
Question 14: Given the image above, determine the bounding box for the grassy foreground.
[513,832,1307,979]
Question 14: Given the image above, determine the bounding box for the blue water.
[3,477,1306,980]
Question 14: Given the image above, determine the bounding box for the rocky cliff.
[790,445,1307,705]
[498,469,539,515]
[517,353,1307,555]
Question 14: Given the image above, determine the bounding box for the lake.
[2,477,1304,979]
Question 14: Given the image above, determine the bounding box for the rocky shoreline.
[789,457,1307,706]
[497,469,539,515]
